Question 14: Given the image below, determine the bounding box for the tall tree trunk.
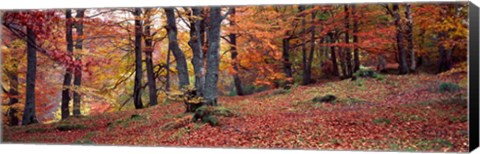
[61,9,73,120]
[165,8,190,88]
[352,4,360,72]
[188,7,205,95]
[344,4,353,77]
[339,47,348,79]
[405,3,415,72]
[299,6,309,85]
[22,27,38,125]
[73,9,85,116]
[329,32,339,76]
[6,65,19,126]
[133,8,144,109]
[144,8,158,106]
[228,8,244,96]
[203,7,222,106]
[306,10,316,84]
[392,4,409,74]
[282,38,293,81]
[438,32,451,73]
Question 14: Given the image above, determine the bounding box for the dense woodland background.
[0,2,470,152]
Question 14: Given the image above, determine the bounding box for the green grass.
[372,118,391,125]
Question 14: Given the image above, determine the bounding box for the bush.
[438,82,461,93]
[353,66,385,80]
[312,94,337,103]
[56,124,87,131]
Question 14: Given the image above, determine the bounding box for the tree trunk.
[228,8,244,96]
[339,48,348,79]
[61,9,73,120]
[166,49,171,91]
[329,32,339,76]
[306,10,316,84]
[438,31,451,73]
[299,6,309,85]
[405,3,416,72]
[188,7,205,95]
[344,4,353,77]
[144,8,158,106]
[203,7,222,106]
[73,9,85,116]
[22,26,38,125]
[6,65,19,126]
[352,4,360,72]
[392,4,409,74]
[165,8,190,88]
[282,38,293,81]
[133,8,144,109]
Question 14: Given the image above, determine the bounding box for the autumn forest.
[0,2,471,152]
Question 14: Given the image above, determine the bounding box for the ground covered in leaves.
[2,70,469,152]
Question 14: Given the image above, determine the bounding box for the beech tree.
[133,8,144,109]
[73,9,85,116]
[165,8,190,88]
[61,9,74,119]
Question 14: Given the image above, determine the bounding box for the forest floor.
[2,66,469,152]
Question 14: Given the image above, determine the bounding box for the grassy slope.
[2,71,469,152]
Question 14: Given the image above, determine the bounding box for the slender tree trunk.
[73,9,85,116]
[344,4,353,77]
[352,4,360,72]
[188,7,205,95]
[203,7,222,106]
[299,6,309,85]
[165,8,190,88]
[22,27,38,125]
[392,4,409,74]
[329,32,339,76]
[306,10,316,84]
[405,3,415,72]
[61,9,73,120]
[438,31,452,73]
[228,8,244,95]
[6,65,19,126]
[282,38,293,80]
[144,9,158,106]
[133,8,144,109]
[339,47,348,79]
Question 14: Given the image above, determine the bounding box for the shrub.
[312,94,337,103]
[353,66,385,80]
[438,82,461,93]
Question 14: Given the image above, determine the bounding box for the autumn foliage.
[0,2,471,152]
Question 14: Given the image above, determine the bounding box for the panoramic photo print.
[1,2,471,152]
